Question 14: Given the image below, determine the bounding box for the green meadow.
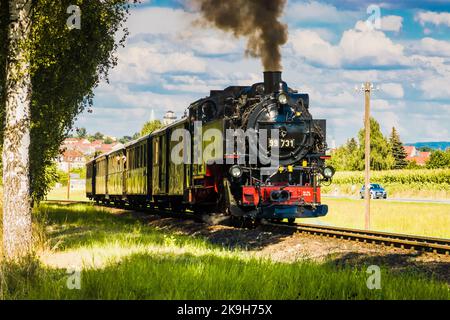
[1,204,448,300]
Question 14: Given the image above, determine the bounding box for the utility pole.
[356,82,377,230]
[363,82,371,230]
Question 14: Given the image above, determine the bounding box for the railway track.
[44,200,450,255]
[267,222,450,255]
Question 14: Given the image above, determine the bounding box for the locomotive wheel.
[287,218,296,225]
[230,216,259,229]
[171,204,185,213]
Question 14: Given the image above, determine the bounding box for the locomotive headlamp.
[278,93,288,105]
[229,165,243,179]
[323,166,335,179]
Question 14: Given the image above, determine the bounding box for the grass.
[45,187,88,202]
[0,204,449,299]
[4,252,449,300]
[303,198,450,239]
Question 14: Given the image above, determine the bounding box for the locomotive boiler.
[86,72,334,225]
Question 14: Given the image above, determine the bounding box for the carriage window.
[201,102,216,122]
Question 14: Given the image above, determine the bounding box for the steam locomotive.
[86,72,334,224]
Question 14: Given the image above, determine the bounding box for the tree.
[389,127,407,169]
[329,118,395,171]
[2,0,33,260]
[119,135,132,144]
[92,132,104,141]
[405,159,421,169]
[28,1,133,203]
[76,127,87,139]
[1,0,134,259]
[426,150,450,169]
[356,118,395,171]
[418,146,433,152]
[103,136,114,144]
[328,138,360,171]
[140,120,163,137]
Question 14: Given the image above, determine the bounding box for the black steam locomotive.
[86,72,334,224]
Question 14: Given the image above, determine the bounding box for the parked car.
[360,184,387,199]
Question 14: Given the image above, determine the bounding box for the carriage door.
[152,137,160,195]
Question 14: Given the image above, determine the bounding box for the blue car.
[360,184,387,199]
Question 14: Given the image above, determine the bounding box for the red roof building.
[57,150,86,172]
[403,146,431,166]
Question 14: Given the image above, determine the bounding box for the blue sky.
[75,0,450,145]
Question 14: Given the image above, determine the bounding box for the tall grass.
[331,169,450,185]
[3,251,449,300]
[0,204,448,300]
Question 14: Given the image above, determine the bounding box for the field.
[45,187,88,202]
[322,169,450,199]
[1,204,449,300]
[305,198,450,239]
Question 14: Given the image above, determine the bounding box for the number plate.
[269,138,295,148]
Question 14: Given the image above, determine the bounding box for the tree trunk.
[2,0,32,260]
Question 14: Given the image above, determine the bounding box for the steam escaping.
[192,0,288,71]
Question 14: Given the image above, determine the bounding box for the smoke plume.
[192,0,288,71]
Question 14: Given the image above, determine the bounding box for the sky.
[74,0,450,146]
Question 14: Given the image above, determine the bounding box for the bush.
[330,169,450,186]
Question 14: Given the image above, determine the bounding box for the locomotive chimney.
[264,71,282,94]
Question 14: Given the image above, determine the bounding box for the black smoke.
[192,0,288,71]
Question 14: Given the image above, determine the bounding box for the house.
[57,150,86,172]
[57,137,122,171]
[403,146,431,166]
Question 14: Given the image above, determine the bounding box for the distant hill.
[405,141,450,150]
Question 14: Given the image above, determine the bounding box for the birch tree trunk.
[2,0,33,260]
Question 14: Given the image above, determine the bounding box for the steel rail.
[269,222,450,255]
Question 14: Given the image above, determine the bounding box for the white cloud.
[290,29,341,67]
[379,15,403,32]
[412,37,450,57]
[373,110,405,134]
[178,32,241,55]
[419,75,450,99]
[126,7,196,36]
[415,11,450,27]
[285,1,359,24]
[381,83,404,98]
[290,22,408,68]
[110,45,206,85]
[340,22,407,66]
